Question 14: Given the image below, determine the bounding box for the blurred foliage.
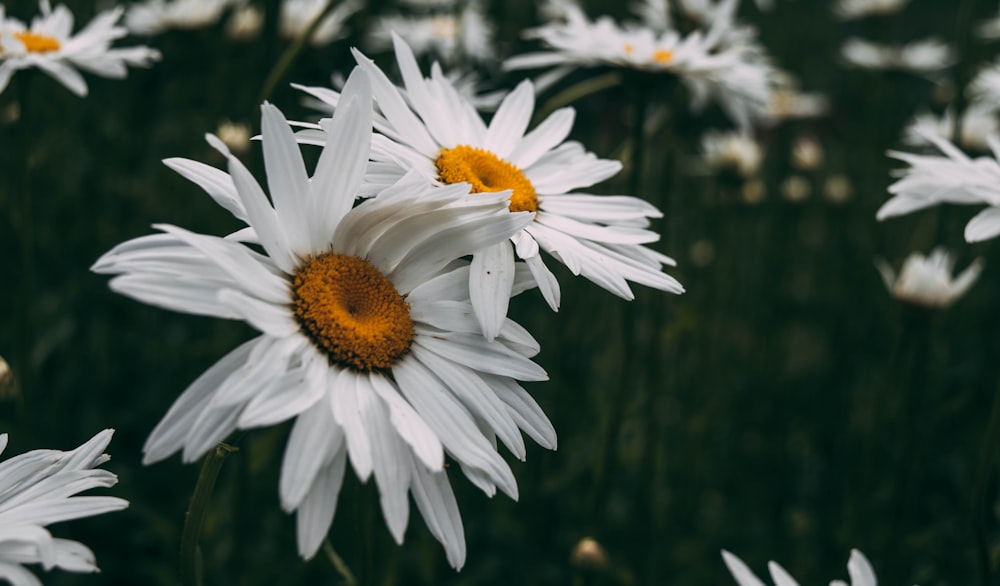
[3,0,1000,584]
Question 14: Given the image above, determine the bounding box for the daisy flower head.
[93,68,556,569]
[125,0,238,36]
[834,0,910,21]
[504,0,778,130]
[280,0,360,46]
[878,132,1000,242]
[700,129,762,179]
[0,430,129,585]
[367,0,494,65]
[295,35,684,341]
[875,248,983,309]
[723,549,881,586]
[0,0,161,96]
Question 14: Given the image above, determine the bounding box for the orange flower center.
[435,145,539,213]
[652,49,674,64]
[14,31,61,53]
[292,253,414,371]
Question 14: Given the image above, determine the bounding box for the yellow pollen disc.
[624,43,635,55]
[435,145,539,213]
[14,31,61,53]
[652,49,674,64]
[292,253,414,372]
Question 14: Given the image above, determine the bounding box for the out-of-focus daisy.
[125,0,237,35]
[225,3,263,41]
[505,0,778,130]
[280,0,359,46]
[834,0,910,21]
[723,549,881,586]
[840,37,955,74]
[791,135,823,170]
[878,132,1000,242]
[0,430,128,584]
[875,248,982,309]
[701,130,762,178]
[760,73,829,124]
[296,36,684,340]
[368,0,494,64]
[0,1,160,96]
[902,106,999,152]
[215,119,251,154]
[969,60,1000,113]
[94,69,556,568]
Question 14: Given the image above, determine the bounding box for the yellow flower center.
[435,145,539,213]
[652,49,674,64]
[624,43,635,55]
[292,253,414,372]
[14,31,61,53]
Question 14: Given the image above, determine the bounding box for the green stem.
[256,0,337,105]
[974,384,1000,586]
[323,539,359,586]
[180,442,239,586]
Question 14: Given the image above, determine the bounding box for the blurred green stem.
[323,539,358,586]
[973,383,1000,586]
[180,442,239,586]
[257,0,336,105]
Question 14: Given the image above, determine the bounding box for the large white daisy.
[93,69,556,568]
[0,429,128,586]
[0,0,160,96]
[294,36,684,341]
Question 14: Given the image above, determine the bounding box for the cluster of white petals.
[280,0,360,46]
[368,0,494,64]
[0,430,128,585]
[840,37,955,74]
[701,130,762,178]
[834,0,911,21]
[0,0,160,96]
[902,106,999,152]
[723,549,882,586]
[875,248,983,309]
[125,0,238,35]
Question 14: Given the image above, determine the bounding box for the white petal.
[469,241,515,341]
[409,462,466,569]
[484,80,534,159]
[280,394,345,511]
[296,449,347,559]
[260,103,311,254]
[721,550,767,586]
[329,369,374,481]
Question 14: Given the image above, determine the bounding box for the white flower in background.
[280,0,359,46]
[903,106,999,152]
[701,130,762,178]
[840,37,955,74]
[834,0,910,21]
[0,430,129,585]
[94,69,556,569]
[504,0,778,131]
[215,119,251,154]
[878,132,1000,242]
[295,36,684,340]
[0,1,160,96]
[791,135,823,170]
[368,0,494,64]
[876,248,983,309]
[761,73,829,123]
[723,549,882,586]
[125,0,237,35]
[225,3,263,41]
[969,60,1000,114]
[976,8,1000,40]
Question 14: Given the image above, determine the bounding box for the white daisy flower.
[969,60,1000,114]
[93,69,556,569]
[878,132,1000,242]
[834,0,910,21]
[368,0,494,64]
[504,0,777,130]
[722,549,882,586]
[294,36,684,341]
[875,248,983,309]
[902,106,999,152]
[225,3,263,42]
[125,0,238,36]
[0,429,128,585]
[701,129,762,178]
[0,1,160,96]
[840,37,955,74]
[280,0,359,47]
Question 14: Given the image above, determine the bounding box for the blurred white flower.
[505,0,779,131]
[0,1,160,96]
[781,174,810,202]
[878,132,1000,242]
[280,0,359,46]
[0,430,129,584]
[94,69,554,569]
[876,248,983,309]
[791,135,823,170]
[225,3,263,41]
[969,60,1000,114]
[215,119,251,153]
[976,8,1000,40]
[723,549,882,586]
[125,0,238,35]
[701,130,762,178]
[368,0,494,64]
[296,36,684,339]
[834,0,910,21]
[840,37,955,74]
[903,106,999,152]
